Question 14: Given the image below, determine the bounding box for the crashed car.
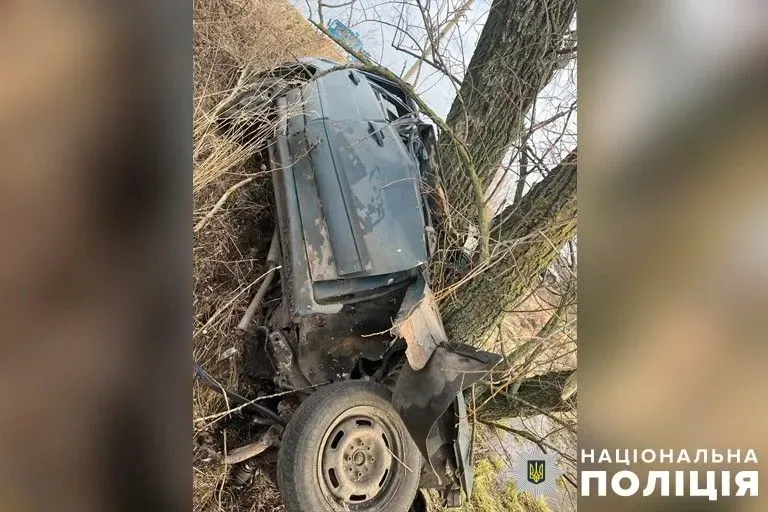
[213,57,501,512]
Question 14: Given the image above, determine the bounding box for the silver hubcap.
[320,413,395,505]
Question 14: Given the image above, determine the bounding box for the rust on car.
[390,275,445,370]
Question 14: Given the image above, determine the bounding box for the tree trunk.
[438,0,576,226]
[476,369,576,423]
[442,150,577,346]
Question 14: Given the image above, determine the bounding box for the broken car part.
[223,424,282,465]
[392,345,502,499]
[238,228,280,331]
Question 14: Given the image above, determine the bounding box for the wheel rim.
[318,406,400,508]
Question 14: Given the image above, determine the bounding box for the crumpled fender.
[390,273,447,370]
[391,345,502,494]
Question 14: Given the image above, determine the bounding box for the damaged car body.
[214,57,501,512]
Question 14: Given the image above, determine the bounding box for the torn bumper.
[391,345,502,498]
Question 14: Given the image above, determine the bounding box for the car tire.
[277,380,422,512]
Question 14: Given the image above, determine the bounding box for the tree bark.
[438,0,576,227]
[426,0,578,426]
[476,369,576,423]
[442,149,577,347]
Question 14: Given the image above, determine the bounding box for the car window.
[380,96,401,122]
[373,86,408,122]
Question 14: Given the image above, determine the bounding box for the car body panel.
[390,273,446,370]
[391,345,502,496]
[292,72,429,282]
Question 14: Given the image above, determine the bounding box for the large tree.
[437,0,577,239]
[415,0,578,349]
[442,150,577,346]
[431,0,578,417]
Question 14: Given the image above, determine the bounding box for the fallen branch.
[481,420,546,449]
[481,420,577,465]
[209,63,253,121]
[194,176,255,233]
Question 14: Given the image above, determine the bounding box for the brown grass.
[193,0,343,193]
[193,1,343,510]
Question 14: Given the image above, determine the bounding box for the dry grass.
[193,0,343,192]
[448,458,549,512]
[193,0,343,510]
[421,457,550,512]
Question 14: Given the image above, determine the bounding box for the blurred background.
[580,0,768,510]
[0,1,190,511]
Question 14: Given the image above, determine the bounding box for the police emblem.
[527,460,545,484]
[511,445,563,500]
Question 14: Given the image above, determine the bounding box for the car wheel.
[277,380,422,512]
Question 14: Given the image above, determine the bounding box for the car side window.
[380,96,400,122]
[373,86,407,122]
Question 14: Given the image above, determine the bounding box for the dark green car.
[216,57,500,512]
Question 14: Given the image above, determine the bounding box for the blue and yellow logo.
[527,460,546,484]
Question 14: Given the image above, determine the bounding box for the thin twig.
[194,176,256,233]
[194,385,316,426]
[384,445,414,473]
